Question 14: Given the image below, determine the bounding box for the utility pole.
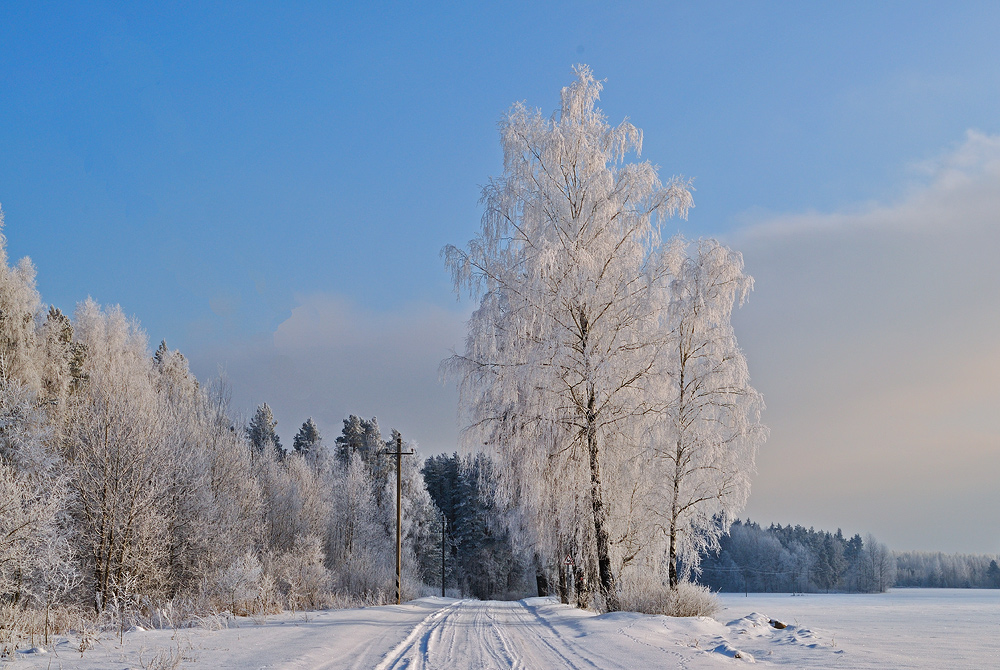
[441,514,446,597]
[390,432,413,605]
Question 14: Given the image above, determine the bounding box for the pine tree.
[153,339,168,366]
[422,452,527,599]
[247,403,283,459]
[335,415,390,507]
[335,415,366,465]
[39,306,73,405]
[292,417,322,456]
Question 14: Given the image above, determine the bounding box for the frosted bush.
[618,579,720,618]
[206,553,266,615]
[271,535,332,610]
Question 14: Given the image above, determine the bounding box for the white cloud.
[728,130,1000,553]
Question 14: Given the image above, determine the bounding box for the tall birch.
[445,66,692,610]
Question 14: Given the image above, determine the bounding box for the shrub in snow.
[618,578,720,618]
[270,535,332,611]
[206,553,267,615]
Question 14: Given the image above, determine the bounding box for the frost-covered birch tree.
[444,66,692,610]
[650,238,765,587]
[857,533,896,593]
[69,299,172,611]
[0,210,42,390]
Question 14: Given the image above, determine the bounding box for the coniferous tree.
[422,452,529,599]
[247,403,283,459]
[153,339,168,366]
[39,306,74,406]
[293,418,322,456]
[335,415,366,464]
[335,415,390,507]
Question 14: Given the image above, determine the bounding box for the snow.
[716,588,1000,668]
[6,589,999,669]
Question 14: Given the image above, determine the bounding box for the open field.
[716,588,1000,668]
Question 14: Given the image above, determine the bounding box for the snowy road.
[372,598,687,670]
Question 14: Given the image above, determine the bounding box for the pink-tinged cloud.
[729,130,1000,553]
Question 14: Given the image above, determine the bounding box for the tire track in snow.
[478,600,520,668]
[375,599,586,669]
[510,600,605,670]
[372,599,466,670]
[372,599,693,670]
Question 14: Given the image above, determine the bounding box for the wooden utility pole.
[441,514,446,597]
[391,433,414,604]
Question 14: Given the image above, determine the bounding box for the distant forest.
[696,519,1000,593]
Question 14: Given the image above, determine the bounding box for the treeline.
[697,520,895,593]
[0,219,446,646]
[894,552,1000,589]
[698,520,1000,593]
[422,453,530,600]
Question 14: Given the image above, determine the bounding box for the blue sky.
[3,2,1000,552]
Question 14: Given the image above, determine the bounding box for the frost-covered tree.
[857,534,896,593]
[270,534,331,611]
[0,380,72,623]
[327,451,394,595]
[69,300,171,611]
[650,239,765,587]
[335,414,366,463]
[335,415,390,506]
[247,402,283,459]
[152,341,247,596]
[393,432,444,594]
[444,66,692,610]
[292,417,322,456]
[0,209,42,390]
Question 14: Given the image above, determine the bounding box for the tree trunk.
[536,571,549,597]
[668,350,686,590]
[668,437,682,589]
[558,563,569,604]
[587,390,619,611]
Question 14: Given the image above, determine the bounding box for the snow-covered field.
[7,589,999,668]
[716,588,1000,668]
